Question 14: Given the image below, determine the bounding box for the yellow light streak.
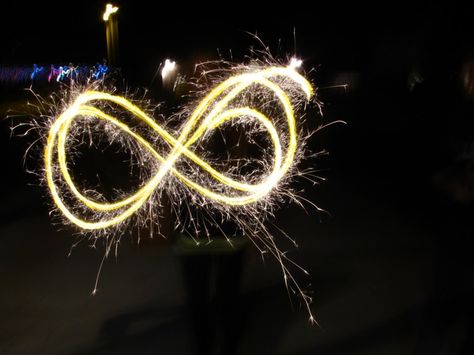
[103,4,118,21]
[44,66,313,230]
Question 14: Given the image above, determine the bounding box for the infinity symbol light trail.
[45,66,313,230]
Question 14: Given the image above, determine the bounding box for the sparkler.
[41,60,321,323]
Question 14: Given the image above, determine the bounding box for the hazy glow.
[103,4,118,21]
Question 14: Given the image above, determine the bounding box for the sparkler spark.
[45,66,313,229]
[36,59,323,323]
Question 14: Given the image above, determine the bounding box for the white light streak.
[289,57,303,70]
[161,59,177,82]
[103,4,118,21]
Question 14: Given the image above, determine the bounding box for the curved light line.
[44,66,313,230]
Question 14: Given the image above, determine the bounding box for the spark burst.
[19,56,328,324]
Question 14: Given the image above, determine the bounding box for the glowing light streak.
[44,66,313,230]
[31,64,44,80]
[48,65,61,82]
[92,63,109,80]
[161,59,176,81]
[56,66,71,82]
[103,4,118,21]
[289,57,303,69]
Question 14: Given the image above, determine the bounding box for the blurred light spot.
[462,57,474,98]
[103,4,119,21]
[288,57,303,70]
[161,59,177,81]
[407,68,424,91]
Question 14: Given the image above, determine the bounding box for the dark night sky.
[2,1,471,73]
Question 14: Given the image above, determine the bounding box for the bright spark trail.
[45,65,313,229]
[40,62,320,322]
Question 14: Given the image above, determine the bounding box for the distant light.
[103,4,119,21]
[161,59,177,81]
[288,57,303,70]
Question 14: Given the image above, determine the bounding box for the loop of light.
[44,66,314,230]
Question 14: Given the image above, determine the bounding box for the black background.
[1,1,473,354]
